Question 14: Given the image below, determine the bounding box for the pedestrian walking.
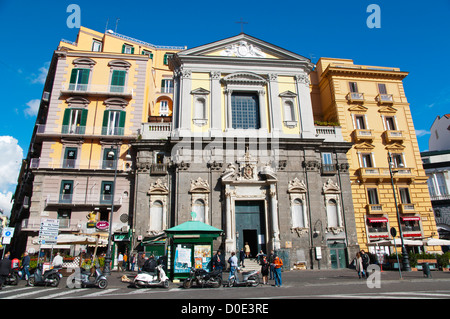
[130,253,137,271]
[117,252,124,271]
[137,253,146,272]
[239,248,245,267]
[228,251,239,283]
[261,256,269,285]
[355,252,365,279]
[244,242,251,258]
[123,252,128,270]
[361,250,370,277]
[52,252,63,268]
[0,252,11,289]
[268,250,275,280]
[273,255,283,287]
[21,252,31,280]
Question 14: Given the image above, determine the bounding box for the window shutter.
[121,44,126,54]
[163,54,168,65]
[102,110,110,135]
[69,69,78,83]
[131,47,134,54]
[111,70,126,86]
[62,109,71,133]
[80,69,90,84]
[119,111,126,135]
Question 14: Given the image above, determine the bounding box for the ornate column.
[225,89,233,129]
[267,73,282,135]
[270,183,281,250]
[225,185,234,253]
[210,71,222,136]
[295,73,315,138]
[258,89,268,131]
[179,68,192,136]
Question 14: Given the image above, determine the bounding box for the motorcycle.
[227,268,260,287]
[182,267,222,289]
[67,266,108,289]
[5,267,22,286]
[134,264,169,288]
[27,264,62,287]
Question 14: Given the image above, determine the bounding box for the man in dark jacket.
[212,251,225,273]
[0,252,12,289]
[21,252,31,280]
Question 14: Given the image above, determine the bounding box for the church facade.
[133,34,359,270]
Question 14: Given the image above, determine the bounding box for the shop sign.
[96,221,109,230]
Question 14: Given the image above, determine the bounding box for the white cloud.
[0,192,13,217]
[24,99,40,117]
[0,136,23,217]
[415,129,430,137]
[30,61,50,85]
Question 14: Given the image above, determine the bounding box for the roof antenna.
[104,18,109,33]
[115,18,120,33]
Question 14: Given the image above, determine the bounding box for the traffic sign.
[2,227,14,244]
[39,218,60,245]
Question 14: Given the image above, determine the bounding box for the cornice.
[322,65,408,80]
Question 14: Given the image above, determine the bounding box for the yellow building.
[314,58,440,258]
[11,26,184,265]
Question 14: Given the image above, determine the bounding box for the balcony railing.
[150,163,168,175]
[314,126,343,142]
[399,203,416,213]
[367,204,383,214]
[321,164,336,175]
[61,83,134,97]
[358,167,414,182]
[21,218,81,231]
[430,194,450,201]
[45,194,123,207]
[347,92,365,103]
[141,122,172,139]
[157,87,174,94]
[377,94,394,104]
[353,129,374,141]
[29,158,131,171]
[384,130,405,143]
[35,124,135,138]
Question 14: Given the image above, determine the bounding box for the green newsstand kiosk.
[165,220,223,281]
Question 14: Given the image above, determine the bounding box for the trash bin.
[422,263,432,278]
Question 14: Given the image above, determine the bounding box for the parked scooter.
[5,267,22,286]
[67,266,108,289]
[134,264,169,288]
[226,269,260,287]
[27,264,62,287]
[182,267,222,289]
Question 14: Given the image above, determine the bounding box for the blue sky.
[0,0,448,213]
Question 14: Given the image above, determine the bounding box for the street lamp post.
[103,146,119,276]
[388,151,411,272]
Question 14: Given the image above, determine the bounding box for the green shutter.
[80,109,88,134]
[111,70,126,93]
[80,69,90,84]
[150,53,153,59]
[163,54,168,65]
[102,110,110,135]
[62,109,71,133]
[69,69,78,83]
[121,44,126,54]
[131,47,135,54]
[119,111,126,135]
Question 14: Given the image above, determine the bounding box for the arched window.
[292,199,304,228]
[150,200,163,230]
[193,199,205,223]
[326,199,338,228]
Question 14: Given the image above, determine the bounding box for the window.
[102,148,117,169]
[367,217,388,235]
[110,70,126,93]
[100,181,114,204]
[428,173,448,197]
[399,188,411,204]
[326,199,338,228]
[349,82,358,93]
[436,173,448,196]
[231,93,260,129]
[59,180,73,203]
[150,201,163,230]
[122,44,134,54]
[57,209,71,229]
[163,53,173,65]
[62,108,87,134]
[292,199,305,228]
[92,40,102,52]
[355,115,366,129]
[391,153,404,168]
[367,188,379,205]
[161,79,173,93]
[361,153,373,168]
[385,116,396,131]
[192,199,205,223]
[142,50,153,59]
[63,147,77,168]
[69,68,90,91]
[102,110,126,135]
[322,153,335,173]
[378,83,387,95]
[160,100,169,116]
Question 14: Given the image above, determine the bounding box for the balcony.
[384,130,405,143]
[358,167,414,183]
[35,124,136,139]
[367,204,384,214]
[321,164,337,175]
[60,83,133,98]
[141,122,172,139]
[347,92,365,103]
[150,163,168,175]
[45,194,123,207]
[376,94,394,104]
[399,203,416,214]
[29,158,131,171]
[314,126,343,142]
[430,194,450,201]
[353,129,374,142]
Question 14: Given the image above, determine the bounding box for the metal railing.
[36,124,134,137]
[45,194,123,206]
[61,83,134,96]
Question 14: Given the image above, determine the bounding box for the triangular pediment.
[354,142,375,150]
[378,106,398,114]
[385,143,405,151]
[348,105,368,113]
[177,33,312,64]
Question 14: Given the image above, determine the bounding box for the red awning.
[367,217,388,223]
[401,216,420,221]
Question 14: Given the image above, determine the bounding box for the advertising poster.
[194,245,211,270]
[174,245,192,273]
